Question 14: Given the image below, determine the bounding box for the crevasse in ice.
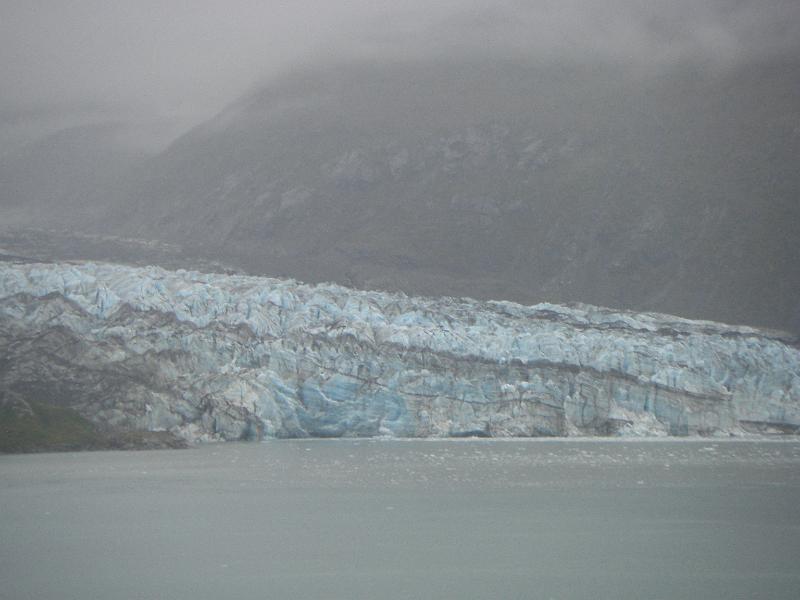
[1,261,798,440]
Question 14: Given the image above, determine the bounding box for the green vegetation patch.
[0,401,106,453]
[0,401,188,453]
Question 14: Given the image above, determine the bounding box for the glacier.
[0,260,798,442]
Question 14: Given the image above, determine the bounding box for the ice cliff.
[1,261,798,441]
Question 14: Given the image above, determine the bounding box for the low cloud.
[1,1,797,127]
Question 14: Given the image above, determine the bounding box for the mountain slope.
[106,58,800,332]
[3,59,798,333]
[0,122,150,227]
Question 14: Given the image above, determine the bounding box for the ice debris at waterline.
[1,261,798,442]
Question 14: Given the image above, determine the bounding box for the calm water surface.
[2,439,799,599]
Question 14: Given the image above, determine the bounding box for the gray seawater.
[1,439,799,600]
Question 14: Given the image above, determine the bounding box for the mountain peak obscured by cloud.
[1,1,797,129]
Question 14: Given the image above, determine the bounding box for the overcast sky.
[1,0,798,124]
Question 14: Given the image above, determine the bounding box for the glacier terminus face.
[1,261,798,442]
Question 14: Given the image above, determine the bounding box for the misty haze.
[1,1,799,598]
